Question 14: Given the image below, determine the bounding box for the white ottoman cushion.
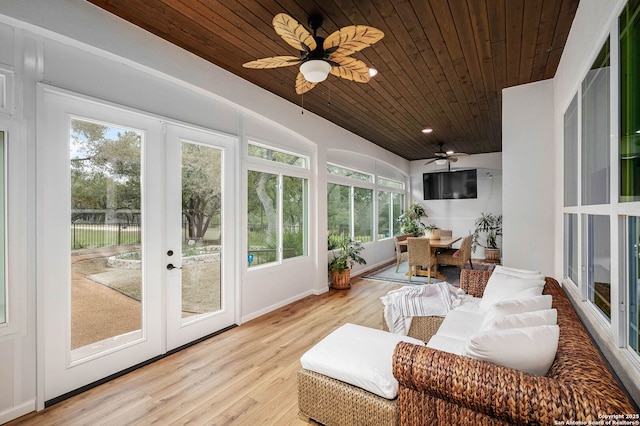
[300,323,425,399]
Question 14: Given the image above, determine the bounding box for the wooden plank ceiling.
[85,0,579,161]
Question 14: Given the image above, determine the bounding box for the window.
[564,213,579,285]
[354,187,373,242]
[377,190,404,239]
[378,176,404,190]
[629,216,640,354]
[247,142,309,268]
[327,183,373,242]
[620,0,640,201]
[0,131,4,324]
[581,40,611,206]
[327,163,373,182]
[564,94,579,207]
[248,142,308,168]
[584,214,611,320]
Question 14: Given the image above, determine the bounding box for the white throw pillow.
[479,272,545,313]
[481,308,557,331]
[494,265,543,278]
[300,323,424,399]
[464,325,560,376]
[482,295,553,325]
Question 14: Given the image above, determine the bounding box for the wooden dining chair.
[407,237,436,283]
[394,233,412,272]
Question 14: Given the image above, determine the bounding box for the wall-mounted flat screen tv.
[423,169,478,200]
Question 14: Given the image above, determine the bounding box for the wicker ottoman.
[298,323,430,426]
[298,369,398,426]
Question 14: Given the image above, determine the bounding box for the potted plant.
[423,224,441,240]
[396,201,427,236]
[328,235,366,289]
[471,212,503,261]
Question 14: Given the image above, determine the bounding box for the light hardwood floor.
[8,277,402,426]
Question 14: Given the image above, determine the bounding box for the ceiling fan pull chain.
[328,81,331,106]
[301,93,304,114]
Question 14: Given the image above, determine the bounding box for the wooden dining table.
[398,236,461,280]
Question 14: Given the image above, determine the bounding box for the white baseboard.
[0,399,36,424]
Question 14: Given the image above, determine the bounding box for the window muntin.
[620,0,640,201]
[327,163,373,182]
[564,94,579,207]
[248,142,308,169]
[581,40,611,206]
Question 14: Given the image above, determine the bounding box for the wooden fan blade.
[323,25,384,57]
[449,157,458,162]
[273,13,317,52]
[424,159,438,165]
[449,152,469,158]
[243,56,301,69]
[329,56,370,83]
[295,72,317,94]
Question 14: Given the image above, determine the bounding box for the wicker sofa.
[393,269,636,425]
[298,269,635,425]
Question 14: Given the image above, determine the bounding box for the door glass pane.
[0,131,4,324]
[584,214,611,320]
[354,187,373,243]
[629,216,640,354]
[620,0,640,202]
[378,190,391,240]
[564,94,579,206]
[564,213,579,285]
[247,170,278,267]
[327,183,350,239]
[70,119,142,360]
[282,176,307,260]
[392,193,404,236]
[181,141,222,318]
[581,40,611,205]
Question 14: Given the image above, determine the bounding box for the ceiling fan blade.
[449,157,458,162]
[295,72,317,94]
[424,159,438,165]
[243,56,301,69]
[273,13,317,52]
[449,152,469,158]
[329,57,370,83]
[323,25,384,57]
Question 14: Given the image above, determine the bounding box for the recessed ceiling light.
[369,68,378,77]
[422,128,433,134]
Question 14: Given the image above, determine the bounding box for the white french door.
[164,124,236,350]
[38,87,236,403]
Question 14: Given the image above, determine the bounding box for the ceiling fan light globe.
[435,158,448,166]
[300,60,331,82]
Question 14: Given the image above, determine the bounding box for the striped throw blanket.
[381,282,464,335]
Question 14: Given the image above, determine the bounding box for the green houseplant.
[396,201,427,236]
[328,235,366,289]
[471,212,503,261]
[423,223,441,240]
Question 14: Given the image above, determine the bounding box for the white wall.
[409,153,502,258]
[502,79,555,274]
[0,0,409,420]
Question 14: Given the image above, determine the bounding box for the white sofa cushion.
[464,325,560,376]
[426,334,467,355]
[478,272,545,313]
[436,309,485,340]
[482,295,553,325]
[300,323,424,399]
[481,308,557,331]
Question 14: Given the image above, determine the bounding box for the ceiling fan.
[424,143,469,166]
[242,13,384,95]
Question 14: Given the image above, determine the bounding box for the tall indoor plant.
[471,212,502,261]
[396,201,427,236]
[328,235,366,289]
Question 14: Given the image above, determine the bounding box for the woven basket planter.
[330,269,351,289]
[484,248,501,261]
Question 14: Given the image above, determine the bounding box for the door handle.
[167,263,182,270]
